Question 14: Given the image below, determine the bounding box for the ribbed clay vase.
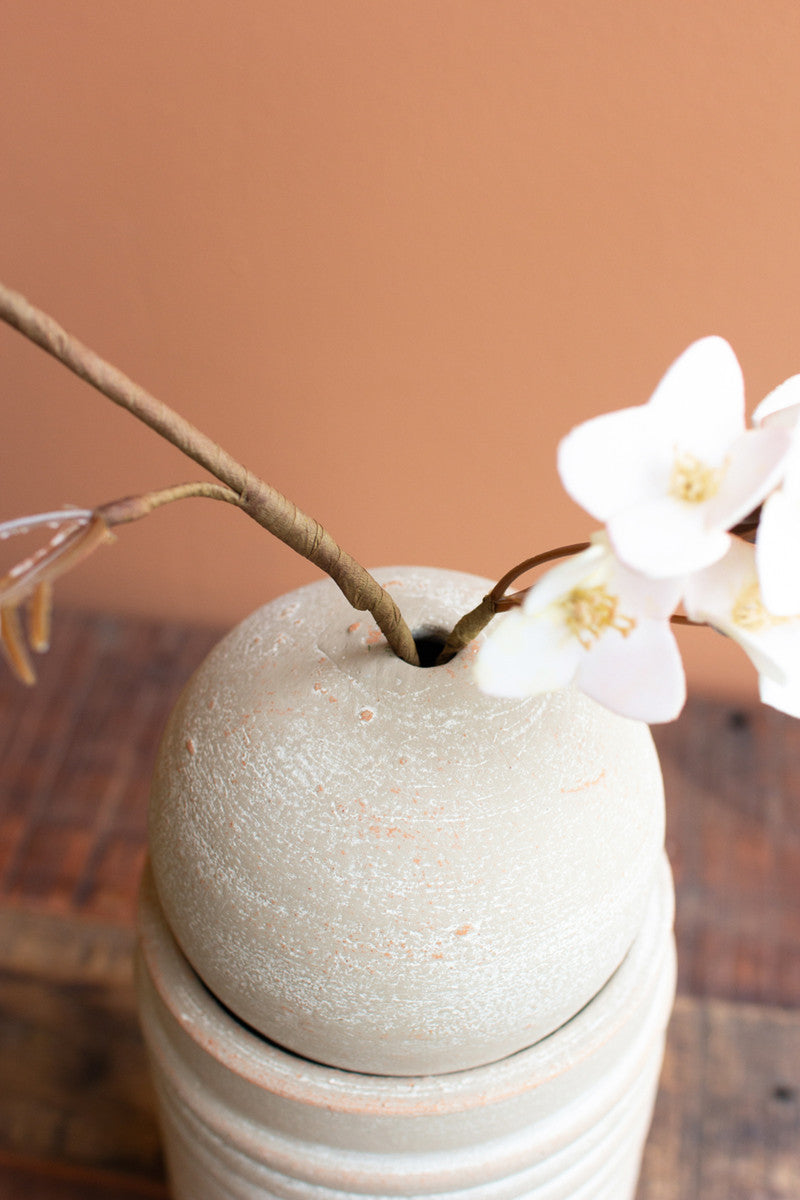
[138,566,676,1199]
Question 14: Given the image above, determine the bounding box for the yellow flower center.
[731,580,787,632]
[559,584,636,649]
[669,452,725,504]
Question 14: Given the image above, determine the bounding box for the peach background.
[3,2,800,700]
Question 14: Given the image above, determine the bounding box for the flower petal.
[557,406,668,522]
[647,336,745,457]
[684,538,794,685]
[609,554,684,620]
[474,608,581,699]
[759,672,800,719]
[756,488,800,615]
[683,536,753,622]
[753,374,800,429]
[608,497,730,577]
[576,619,686,723]
[704,427,790,530]
[778,441,800,507]
[521,542,608,616]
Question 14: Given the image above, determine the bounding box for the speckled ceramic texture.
[137,857,675,1199]
[148,567,666,1075]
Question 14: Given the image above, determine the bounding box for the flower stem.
[0,282,420,666]
[98,482,244,525]
[488,543,592,606]
[730,509,760,542]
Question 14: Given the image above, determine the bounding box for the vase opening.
[412,628,448,667]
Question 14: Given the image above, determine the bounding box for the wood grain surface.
[0,609,798,1197]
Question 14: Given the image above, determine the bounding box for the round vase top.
[149,566,665,1076]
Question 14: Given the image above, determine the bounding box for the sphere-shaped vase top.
[149,566,665,1075]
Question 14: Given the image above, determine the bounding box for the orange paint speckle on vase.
[561,769,607,795]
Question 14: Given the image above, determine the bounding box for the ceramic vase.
[138,566,676,1198]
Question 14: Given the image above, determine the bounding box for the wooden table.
[0,609,798,1199]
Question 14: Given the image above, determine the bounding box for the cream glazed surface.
[148,565,665,1075]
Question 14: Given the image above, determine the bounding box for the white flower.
[752,375,800,615]
[475,538,686,723]
[685,537,800,719]
[557,337,790,579]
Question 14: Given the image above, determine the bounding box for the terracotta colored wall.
[3,2,800,700]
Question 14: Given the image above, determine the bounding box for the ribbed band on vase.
[136,856,675,1200]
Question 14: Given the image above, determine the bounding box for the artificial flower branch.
[0,282,420,668]
[438,534,711,669]
[436,542,591,664]
[474,337,800,723]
